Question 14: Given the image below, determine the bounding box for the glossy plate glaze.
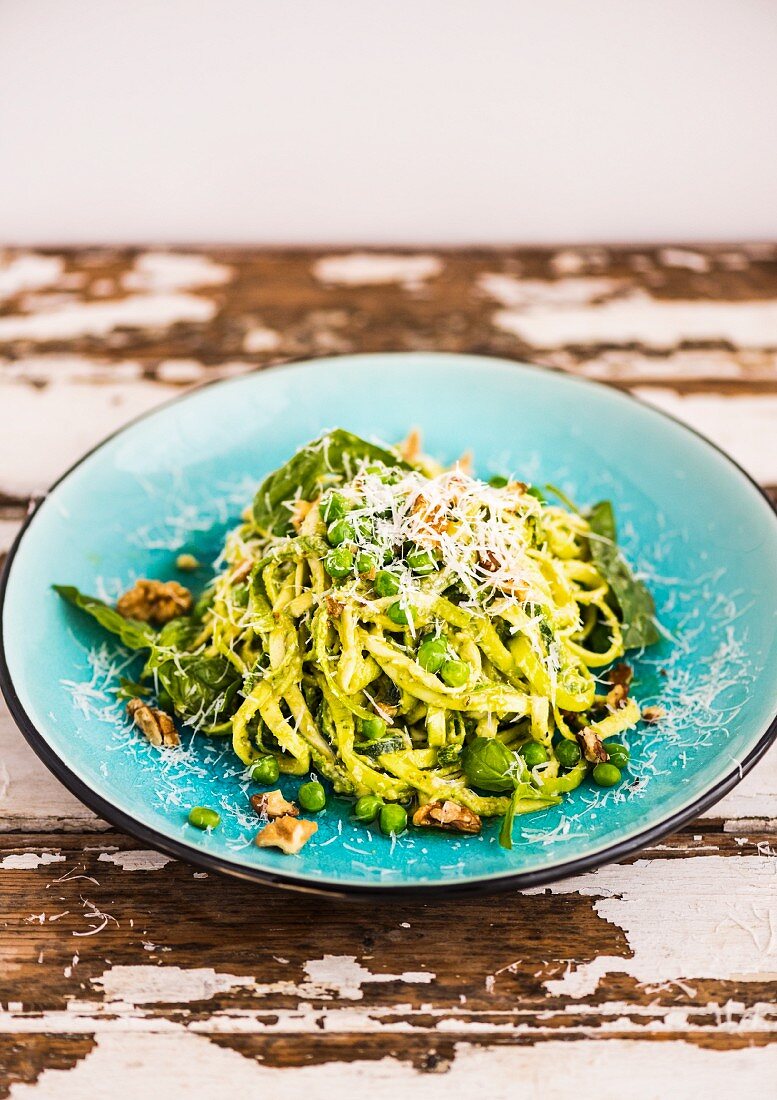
[2,353,776,896]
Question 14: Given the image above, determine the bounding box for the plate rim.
[1,351,776,898]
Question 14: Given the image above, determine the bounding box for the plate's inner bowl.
[4,355,776,888]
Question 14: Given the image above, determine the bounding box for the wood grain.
[0,246,775,1096]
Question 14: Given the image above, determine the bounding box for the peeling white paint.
[479,273,623,309]
[93,966,255,1005]
[0,293,215,342]
[1,355,144,385]
[0,380,174,496]
[658,248,711,273]
[121,253,231,293]
[89,955,434,1009]
[0,706,103,831]
[154,358,209,384]
[634,388,777,482]
[491,288,777,349]
[573,348,777,382]
[0,851,65,870]
[313,252,442,288]
[0,254,64,300]
[529,856,777,998]
[242,325,282,353]
[97,851,175,872]
[302,955,434,1000]
[6,1031,777,1100]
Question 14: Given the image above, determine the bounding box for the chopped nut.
[399,427,422,464]
[325,595,344,618]
[608,663,633,689]
[641,705,666,724]
[230,560,253,585]
[175,553,200,572]
[127,698,180,748]
[251,790,300,819]
[255,815,317,854]
[478,550,501,573]
[606,682,630,711]
[290,498,315,532]
[456,450,473,476]
[412,800,481,835]
[117,579,192,625]
[577,726,608,763]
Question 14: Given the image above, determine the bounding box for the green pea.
[356,551,378,575]
[440,659,469,688]
[417,635,447,673]
[374,569,401,597]
[250,756,280,785]
[360,714,387,740]
[406,547,437,575]
[299,780,326,812]
[520,741,549,768]
[379,803,407,835]
[327,518,355,546]
[354,794,383,823]
[488,475,509,488]
[387,601,412,626]
[325,546,354,578]
[555,739,581,768]
[188,806,220,830]
[321,492,349,523]
[605,743,630,768]
[593,762,622,787]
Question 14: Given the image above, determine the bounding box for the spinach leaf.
[587,501,659,649]
[253,430,410,535]
[117,678,151,701]
[53,585,156,650]
[153,653,241,726]
[461,736,521,792]
[55,587,240,728]
[144,617,241,726]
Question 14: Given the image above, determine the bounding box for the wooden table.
[1,246,776,1098]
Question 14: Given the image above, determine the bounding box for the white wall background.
[1,0,776,245]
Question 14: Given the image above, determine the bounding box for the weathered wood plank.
[1,246,775,1091]
[0,831,774,1094]
[2,1032,775,1100]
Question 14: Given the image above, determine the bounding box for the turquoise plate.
[2,354,776,896]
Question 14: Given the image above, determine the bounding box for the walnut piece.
[641,705,666,724]
[127,698,180,748]
[399,427,422,464]
[608,663,633,688]
[412,800,481,835]
[230,560,253,585]
[251,790,299,819]
[117,579,192,625]
[478,550,501,573]
[325,595,344,618]
[606,682,630,711]
[255,815,317,854]
[290,498,315,532]
[577,726,608,763]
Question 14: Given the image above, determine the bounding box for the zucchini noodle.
[199,433,651,836]
[57,429,660,849]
